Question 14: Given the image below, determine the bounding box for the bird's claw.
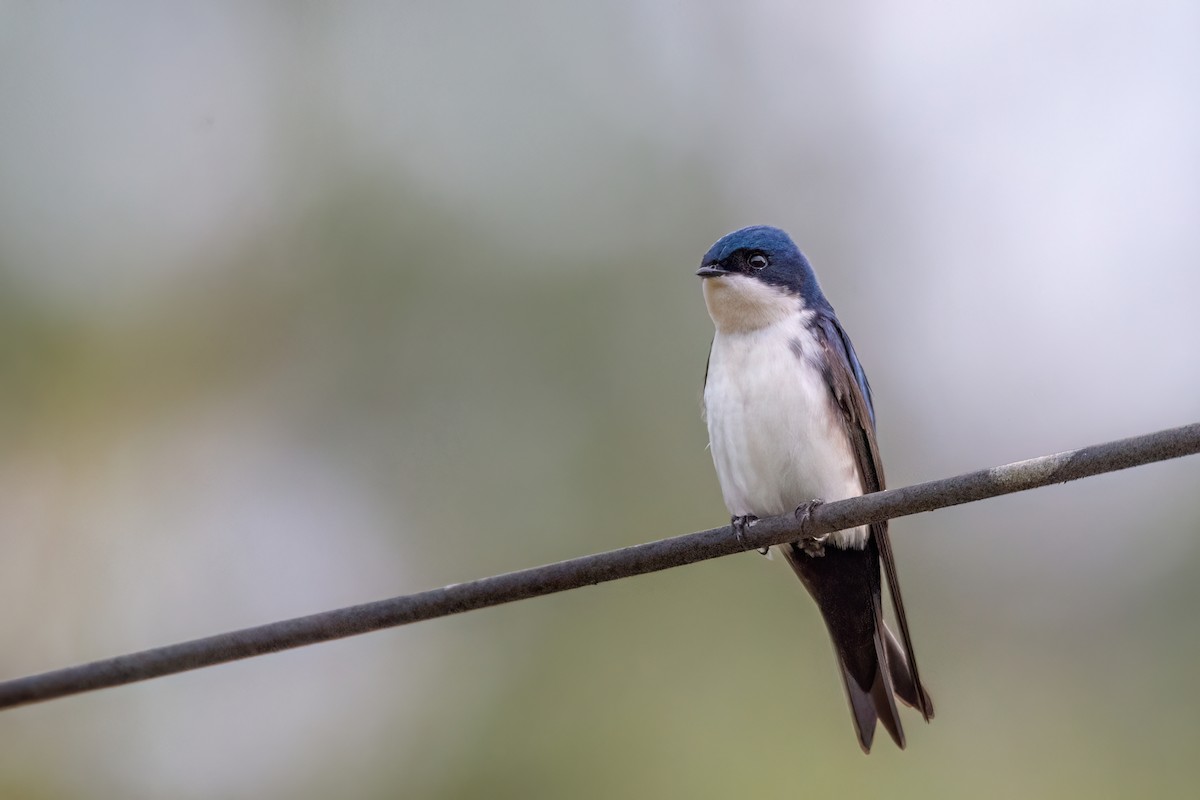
[794,499,827,558]
[731,515,767,554]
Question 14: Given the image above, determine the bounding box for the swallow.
[698,225,933,752]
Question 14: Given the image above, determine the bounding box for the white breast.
[702,279,868,549]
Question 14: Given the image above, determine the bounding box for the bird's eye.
[748,254,769,270]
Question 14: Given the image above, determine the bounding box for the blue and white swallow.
[697,225,934,752]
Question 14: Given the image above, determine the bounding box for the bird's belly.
[704,325,867,547]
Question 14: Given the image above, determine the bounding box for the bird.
[697,225,933,753]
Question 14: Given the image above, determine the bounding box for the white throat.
[701,274,800,334]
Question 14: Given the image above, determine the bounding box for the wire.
[1,422,1197,711]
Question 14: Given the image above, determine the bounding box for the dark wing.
[814,312,934,722]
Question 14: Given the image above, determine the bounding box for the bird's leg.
[794,499,826,557]
[731,515,766,554]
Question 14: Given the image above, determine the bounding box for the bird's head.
[697,226,829,333]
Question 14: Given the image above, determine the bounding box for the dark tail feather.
[869,638,906,750]
[836,632,907,753]
[875,526,935,722]
[884,624,935,717]
[839,659,878,753]
[782,541,907,753]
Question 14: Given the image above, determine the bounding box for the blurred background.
[2,1,1199,798]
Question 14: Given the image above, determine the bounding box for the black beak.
[696,265,729,278]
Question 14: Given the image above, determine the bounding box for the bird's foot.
[731,515,767,554]
[794,499,826,557]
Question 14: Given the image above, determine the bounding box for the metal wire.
[1,422,1197,711]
